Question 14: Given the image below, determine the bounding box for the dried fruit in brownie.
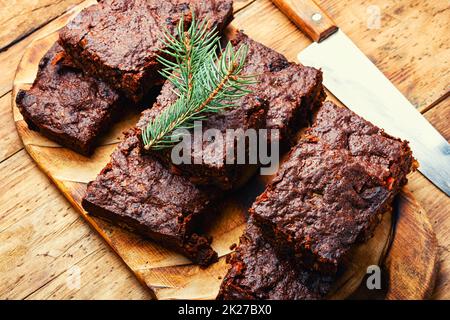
[16,43,122,156]
[250,102,415,274]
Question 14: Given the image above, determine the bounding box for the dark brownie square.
[138,31,324,190]
[250,101,415,274]
[16,43,122,156]
[217,218,335,300]
[229,31,325,144]
[82,129,219,266]
[59,0,233,102]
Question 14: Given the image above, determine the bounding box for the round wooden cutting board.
[11,2,439,300]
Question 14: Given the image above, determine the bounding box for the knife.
[271,0,450,196]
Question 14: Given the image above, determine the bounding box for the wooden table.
[0,0,448,300]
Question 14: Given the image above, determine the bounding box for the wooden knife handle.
[271,0,338,42]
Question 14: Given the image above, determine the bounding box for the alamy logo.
[367,5,382,29]
[170,121,280,175]
[66,265,81,290]
[366,265,382,290]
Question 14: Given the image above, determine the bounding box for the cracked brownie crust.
[16,43,122,156]
[217,218,335,300]
[250,102,415,274]
[82,129,219,266]
[59,0,233,102]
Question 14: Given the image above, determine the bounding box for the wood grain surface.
[385,190,439,299]
[0,0,84,50]
[0,0,448,299]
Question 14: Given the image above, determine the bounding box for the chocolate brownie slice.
[217,218,334,300]
[59,0,233,102]
[250,102,415,274]
[16,43,122,156]
[229,31,325,144]
[139,31,324,190]
[82,129,218,266]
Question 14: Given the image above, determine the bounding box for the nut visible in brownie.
[250,101,415,274]
[81,129,219,266]
[16,43,122,156]
[139,31,324,190]
[59,0,233,102]
[217,218,335,300]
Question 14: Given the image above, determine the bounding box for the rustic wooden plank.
[0,0,96,98]
[0,0,447,300]
[233,0,312,59]
[408,99,450,300]
[0,0,84,50]
[409,170,450,300]
[26,246,151,299]
[315,0,449,111]
[0,93,22,162]
[423,98,450,141]
[234,0,255,12]
[0,38,32,98]
[0,150,150,299]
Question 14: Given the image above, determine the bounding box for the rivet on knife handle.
[271,0,338,42]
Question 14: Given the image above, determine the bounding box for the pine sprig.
[157,15,219,96]
[142,15,255,151]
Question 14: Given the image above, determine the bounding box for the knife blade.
[272,0,450,196]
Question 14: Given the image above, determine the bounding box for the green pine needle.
[141,14,256,151]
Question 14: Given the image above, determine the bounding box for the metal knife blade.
[298,30,450,196]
